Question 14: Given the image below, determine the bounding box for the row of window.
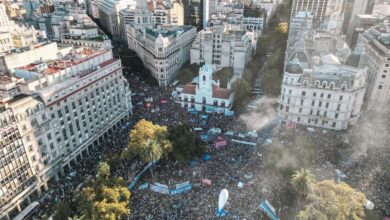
[296,117,338,128]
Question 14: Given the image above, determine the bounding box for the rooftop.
[0,41,53,56]
[145,26,194,38]
[17,47,109,75]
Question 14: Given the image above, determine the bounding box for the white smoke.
[240,96,278,131]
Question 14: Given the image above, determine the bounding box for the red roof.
[212,87,232,99]
[182,84,196,95]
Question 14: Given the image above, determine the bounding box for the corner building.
[0,46,132,219]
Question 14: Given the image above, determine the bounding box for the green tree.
[54,201,72,220]
[291,168,315,198]
[213,67,234,88]
[297,180,367,220]
[232,79,251,109]
[68,215,84,220]
[124,119,172,182]
[78,164,131,220]
[96,162,110,182]
[177,63,200,84]
[169,124,205,163]
[277,22,289,33]
[260,68,282,97]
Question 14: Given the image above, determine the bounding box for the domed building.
[278,53,368,130]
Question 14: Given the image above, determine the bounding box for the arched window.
[203,75,206,81]
[202,97,206,104]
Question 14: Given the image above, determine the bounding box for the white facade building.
[289,11,313,35]
[364,24,390,107]
[87,0,101,19]
[176,64,234,113]
[190,25,257,76]
[0,46,132,219]
[98,0,137,39]
[0,42,72,73]
[127,24,197,86]
[278,61,367,130]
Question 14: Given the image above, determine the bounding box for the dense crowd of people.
[23,72,389,219]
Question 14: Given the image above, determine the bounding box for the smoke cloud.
[240,96,278,131]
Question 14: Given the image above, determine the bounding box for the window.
[326,102,329,108]
[332,122,336,128]
[319,101,322,107]
[382,75,386,78]
[297,117,300,122]
[339,95,343,101]
[327,94,331,99]
[378,85,383,90]
[316,110,320,116]
[286,106,289,112]
[324,111,327,117]
[301,91,306,96]
[299,108,302,113]
[310,109,313,115]
[287,98,290,104]
[300,99,304,105]
[320,93,324,98]
[313,92,316,97]
[335,113,339,119]
[289,90,292,94]
[337,104,341,111]
[311,101,315,106]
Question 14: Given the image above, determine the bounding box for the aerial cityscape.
[0,0,389,219]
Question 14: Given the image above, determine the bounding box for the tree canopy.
[124,119,172,163]
[291,168,315,197]
[277,22,289,33]
[78,163,131,220]
[297,180,367,220]
[232,79,251,109]
[168,124,205,163]
[54,201,72,220]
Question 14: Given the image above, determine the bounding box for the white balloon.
[218,189,229,211]
[365,200,374,210]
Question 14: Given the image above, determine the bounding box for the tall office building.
[291,0,345,23]
[203,0,209,28]
[364,24,390,108]
[183,0,203,30]
[98,0,137,39]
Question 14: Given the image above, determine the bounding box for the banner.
[150,184,170,195]
[175,181,190,189]
[170,184,192,195]
[206,105,215,113]
[259,200,279,220]
[224,110,234,117]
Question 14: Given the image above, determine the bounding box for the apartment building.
[0,42,72,73]
[364,24,390,107]
[190,25,257,75]
[0,46,132,219]
[127,24,197,86]
[98,0,137,39]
